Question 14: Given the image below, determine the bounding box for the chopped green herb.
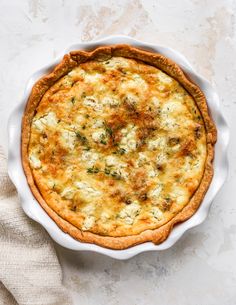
[71,96,76,104]
[111,171,121,180]
[87,167,99,174]
[76,131,87,145]
[85,114,90,118]
[117,148,126,155]
[100,139,107,145]
[104,168,110,175]
[103,121,113,139]
[98,133,107,145]
[82,125,86,130]
[81,92,87,98]
[104,125,113,136]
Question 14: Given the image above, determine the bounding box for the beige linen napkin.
[0,146,72,305]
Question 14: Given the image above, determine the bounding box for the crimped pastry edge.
[21,44,217,250]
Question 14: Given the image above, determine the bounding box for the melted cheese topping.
[28,57,207,237]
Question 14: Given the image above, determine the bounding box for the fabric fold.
[0,146,72,305]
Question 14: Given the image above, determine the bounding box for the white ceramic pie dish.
[8,35,229,260]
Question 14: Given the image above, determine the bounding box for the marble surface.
[1,0,236,304]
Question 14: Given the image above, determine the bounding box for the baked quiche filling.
[28,56,207,237]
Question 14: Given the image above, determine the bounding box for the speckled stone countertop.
[1,1,236,304]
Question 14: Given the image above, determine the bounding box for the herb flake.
[87,167,100,174]
[76,131,87,145]
[71,96,76,104]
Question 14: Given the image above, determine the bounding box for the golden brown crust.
[21,44,216,249]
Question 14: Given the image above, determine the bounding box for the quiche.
[22,45,216,249]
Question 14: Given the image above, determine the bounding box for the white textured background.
[1,1,236,304]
